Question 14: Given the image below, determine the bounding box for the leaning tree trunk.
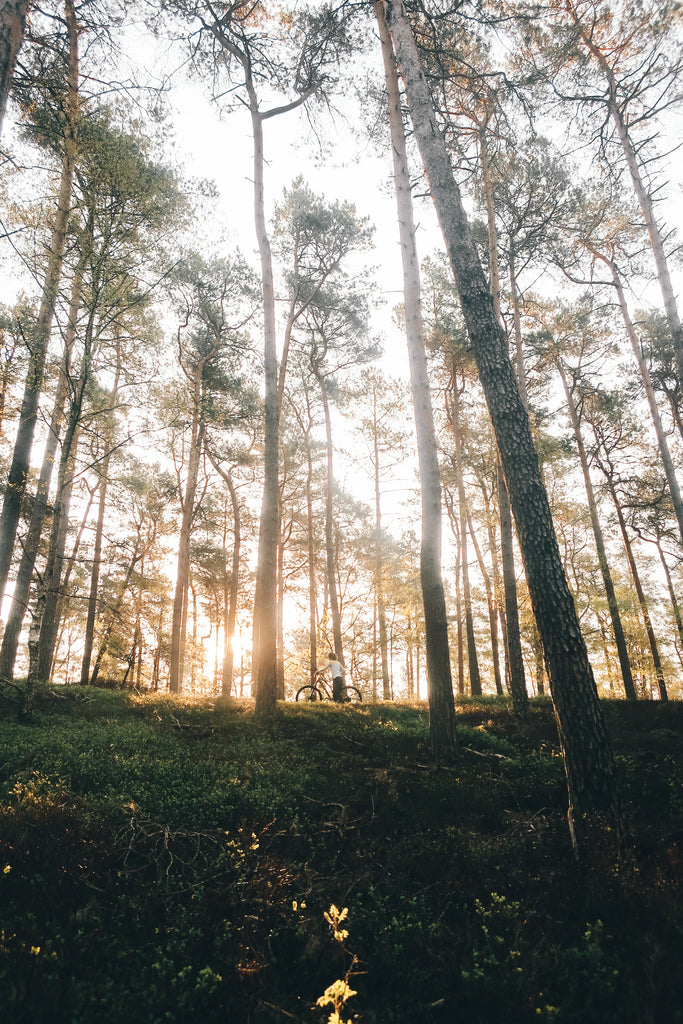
[557,363,637,701]
[385,0,624,846]
[0,0,79,601]
[376,0,456,759]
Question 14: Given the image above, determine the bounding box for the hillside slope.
[1,688,682,1023]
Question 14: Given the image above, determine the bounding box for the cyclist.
[323,651,347,702]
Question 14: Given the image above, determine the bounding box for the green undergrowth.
[1,686,682,1023]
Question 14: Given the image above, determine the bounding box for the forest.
[0,1,682,708]
[1,0,683,1019]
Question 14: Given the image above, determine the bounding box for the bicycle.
[295,669,363,703]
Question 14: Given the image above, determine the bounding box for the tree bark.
[386,0,623,843]
[376,1,456,759]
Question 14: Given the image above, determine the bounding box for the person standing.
[324,651,346,702]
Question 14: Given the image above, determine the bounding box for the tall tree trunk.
[376,1,456,759]
[276,515,286,700]
[204,21,314,714]
[35,253,101,681]
[467,504,504,695]
[606,477,668,702]
[372,388,391,700]
[223,472,241,697]
[249,106,279,714]
[0,0,30,136]
[557,363,637,700]
[305,429,318,684]
[169,407,204,693]
[498,467,529,712]
[449,368,481,695]
[451,507,464,696]
[0,0,79,601]
[386,0,623,845]
[80,349,121,686]
[33,420,80,681]
[57,476,95,620]
[205,451,241,697]
[0,242,87,679]
[478,478,510,693]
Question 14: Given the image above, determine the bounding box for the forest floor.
[0,685,682,1023]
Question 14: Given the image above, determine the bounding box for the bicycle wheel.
[344,686,363,703]
[296,684,324,702]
